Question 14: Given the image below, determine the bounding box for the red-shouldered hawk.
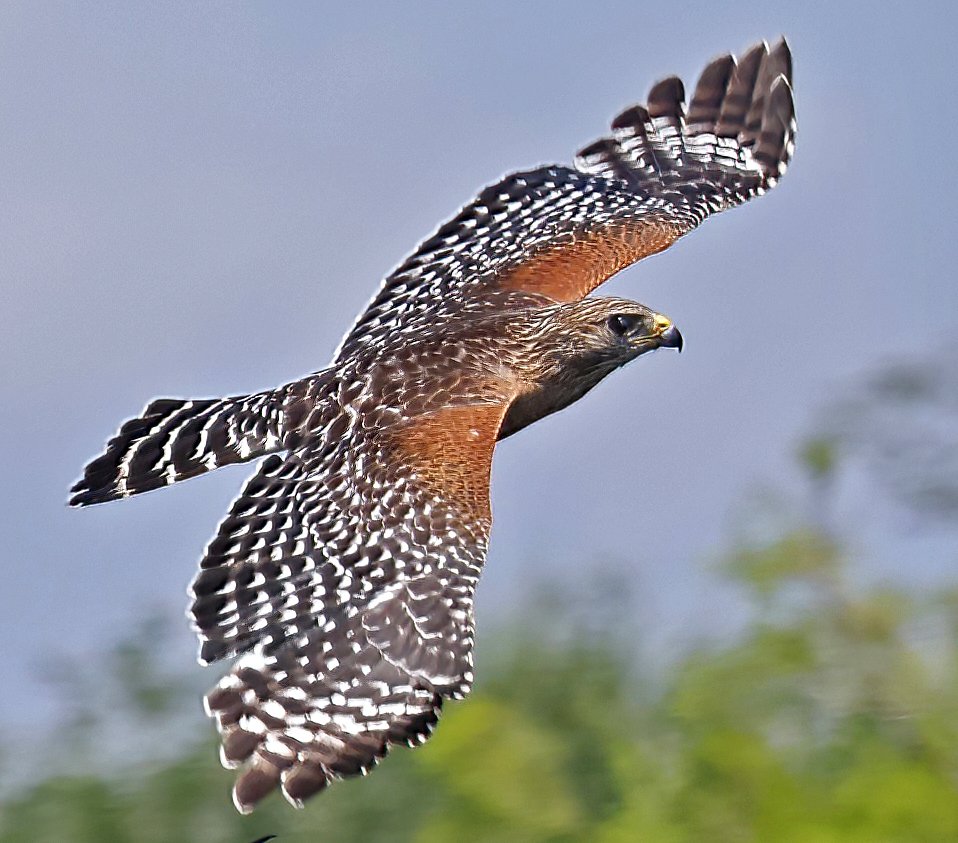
[71,39,794,812]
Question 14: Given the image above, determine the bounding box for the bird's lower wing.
[204,573,473,812]
[335,38,794,361]
[191,387,512,811]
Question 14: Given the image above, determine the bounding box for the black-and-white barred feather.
[70,391,287,506]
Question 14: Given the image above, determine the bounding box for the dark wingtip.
[233,756,289,815]
[714,40,767,139]
[771,35,793,84]
[753,73,796,181]
[647,75,685,119]
[610,104,651,133]
[687,53,734,128]
[282,762,331,807]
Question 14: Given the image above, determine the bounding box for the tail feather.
[69,391,287,507]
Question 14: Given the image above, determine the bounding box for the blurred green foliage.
[4,519,956,843]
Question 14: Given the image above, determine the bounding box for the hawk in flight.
[71,38,795,812]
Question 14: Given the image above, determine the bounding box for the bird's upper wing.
[335,38,794,361]
[190,365,515,811]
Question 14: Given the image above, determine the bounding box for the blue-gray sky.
[3,2,957,738]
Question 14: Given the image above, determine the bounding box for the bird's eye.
[607,314,642,336]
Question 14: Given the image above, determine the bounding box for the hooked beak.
[652,313,683,352]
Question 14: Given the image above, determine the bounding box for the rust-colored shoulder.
[386,402,511,528]
[497,218,683,302]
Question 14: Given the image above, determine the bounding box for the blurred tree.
[825,343,958,520]
[4,527,955,842]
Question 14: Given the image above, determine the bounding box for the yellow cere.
[653,313,673,332]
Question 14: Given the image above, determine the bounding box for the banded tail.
[70,390,290,507]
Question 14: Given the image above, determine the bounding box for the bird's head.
[492,296,683,439]
[519,296,683,384]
